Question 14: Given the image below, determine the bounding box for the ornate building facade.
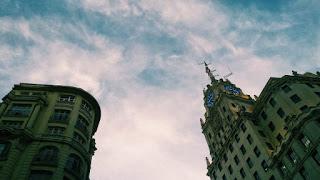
[201,65,320,180]
[0,83,101,180]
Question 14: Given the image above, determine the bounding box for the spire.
[203,61,217,83]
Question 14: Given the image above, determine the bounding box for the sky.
[0,0,319,179]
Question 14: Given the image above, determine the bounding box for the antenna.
[223,65,233,80]
[199,59,219,81]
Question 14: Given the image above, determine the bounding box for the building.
[201,64,320,180]
[0,83,101,180]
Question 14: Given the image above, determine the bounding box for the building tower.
[201,65,320,180]
[0,83,101,180]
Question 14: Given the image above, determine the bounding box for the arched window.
[33,146,59,165]
[65,153,82,173]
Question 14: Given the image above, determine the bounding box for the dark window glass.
[269,175,275,180]
[65,154,82,174]
[228,165,233,174]
[241,123,247,132]
[6,104,32,117]
[261,111,267,120]
[240,145,246,155]
[235,134,240,142]
[33,146,59,164]
[299,134,311,148]
[208,133,212,139]
[218,162,222,171]
[223,106,226,112]
[315,92,320,97]
[269,98,276,107]
[247,134,253,144]
[73,132,86,145]
[254,146,261,157]
[240,168,246,178]
[261,160,268,171]
[268,122,275,131]
[229,144,234,153]
[312,150,320,165]
[306,83,314,88]
[266,142,274,150]
[258,130,266,137]
[253,171,261,180]
[234,155,240,165]
[29,170,52,180]
[51,109,70,121]
[246,157,253,168]
[227,115,231,121]
[47,126,65,135]
[287,149,298,164]
[277,108,285,118]
[222,174,226,180]
[75,115,89,137]
[299,166,308,180]
[81,100,92,112]
[0,142,11,159]
[281,85,292,93]
[223,154,228,162]
[276,133,283,143]
[300,105,309,113]
[290,94,301,103]
[231,103,236,107]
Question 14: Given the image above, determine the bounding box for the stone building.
[0,83,101,180]
[201,64,320,180]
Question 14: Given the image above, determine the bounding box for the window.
[277,108,285,118]
[287,149,298,164]
[246,134,253,144]
[51,109,70,122]
[223,106,226,112]
[246,158,253,168]
[240,145,246,155]
[6,104,32,117]
[315,92,320,97]
[281,85,291,93]
[276,133,283,143]
[306,83,314,88]
[29,170,52,180]
[65,154,82,174]
[253,172,261,180]
[299,166,308,180]
[231,103,236,107]
[228,165,233,174]
[300,105,309,113]
[268,122,275,131]
[261,160,268,171]
[269,175,275,180]
[312,150,320,165]
[218,162,222,171]
[258,130,266,137]
[290,94,301,103]
[0,142,11,159]
[235,134,240,142]
[58,95,75,103]
[75,115,89,137]
[254,146,261,157]
[266,142,274,150]
[33,146,59,164]
[2,121,23,128]
[261,111,267,120]
[222,174,226,180]
[240,168,246,178]
[81,100,92,112]
[300,134,311,148]
[229,144,234,152]
[223,154,228,162]
[234,155,240,165]
[269,98,276,107]
[73,132,86,145]
[208,133,212,139]
[227,115,231,121]
[241,123,247,132]
[47,127,65,135]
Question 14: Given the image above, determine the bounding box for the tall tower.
[0,83,101,180]
[201,66,320,180]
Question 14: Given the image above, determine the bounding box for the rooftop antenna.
[198,59,219,82]
[223,65,233,80]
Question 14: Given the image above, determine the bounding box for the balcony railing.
[75,123,89,138]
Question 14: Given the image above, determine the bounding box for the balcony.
[75,122,89,138]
